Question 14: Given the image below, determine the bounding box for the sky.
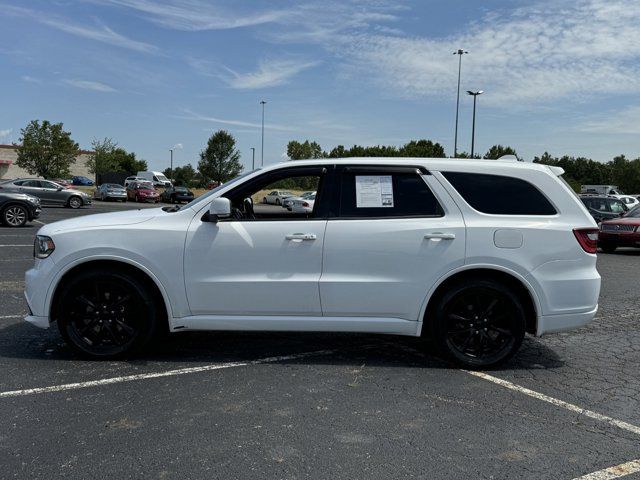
[0,0,639,172]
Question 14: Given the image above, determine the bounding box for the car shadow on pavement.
[0,322,564,372]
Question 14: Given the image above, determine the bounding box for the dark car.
[599,206,640,253]
[126,182,159,203]
[161,185,194,204]
[579,195,627,224]
[0,178,92,209]
[0,191,41,227]
[72,175,95,186]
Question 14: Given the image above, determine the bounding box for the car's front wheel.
[2,204,28,227]
[68,196,82,209]
[429,279,526,369]
[55,268,159,359]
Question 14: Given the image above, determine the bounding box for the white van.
[137,171,172,188]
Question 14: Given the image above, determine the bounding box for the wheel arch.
[49,258,172,328]
[419,266,540,336]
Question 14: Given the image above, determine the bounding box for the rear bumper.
[536,305,598,336]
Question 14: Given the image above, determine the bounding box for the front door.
[184,166,330,316]
[320,166,466,321]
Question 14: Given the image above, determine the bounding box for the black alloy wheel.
[2,204,28,227]
[431,279,525,368]
[56,268,159,358]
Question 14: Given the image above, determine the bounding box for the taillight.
[573,228,598,254]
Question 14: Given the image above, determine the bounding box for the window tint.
[610,200,626,213]
[339,171,443,218]
[23,180,41,187]
[443,172,557,215]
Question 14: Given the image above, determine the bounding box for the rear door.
[39,180,65,205]
[320,165,466,321]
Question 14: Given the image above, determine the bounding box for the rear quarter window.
[442,172,557,215]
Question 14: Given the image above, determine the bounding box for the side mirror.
[205,197,231,223]
[57,187,63,191]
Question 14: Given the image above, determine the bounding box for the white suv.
[25,158,600,367]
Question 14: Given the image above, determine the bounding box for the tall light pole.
[250,147,255,170]
[467,90,483,158]
[453,49,468,158]
[260,100,267,166]
[169,148,173,181]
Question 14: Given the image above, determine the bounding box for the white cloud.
[21,75,41,83]
[220,59,319,89]
[179,110,296,132]
[0,128,12,139]
[64,79,117,92]
[319,0,640,107]
[5,5,158,54]
[579,105,640,135]
[93,0,288,31]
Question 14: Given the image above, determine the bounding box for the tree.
[484,145,519,160]
[88,138,147,177]
[287,140,325,160]
[198,130,243,183]
[163,164,196,187]
[16,120,79,178]
[399,139,446,158]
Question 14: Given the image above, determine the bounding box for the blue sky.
[1,0,639,172]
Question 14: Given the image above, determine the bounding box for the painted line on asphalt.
[0,315,23,319]
[33,220,46,225]
[0,349,336,398]
[572,459,640,480]
[0,244,32,247]
[466,371,640,436]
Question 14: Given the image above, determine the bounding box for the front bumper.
[599,231,640,247]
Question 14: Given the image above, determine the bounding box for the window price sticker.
[355,175,394,208]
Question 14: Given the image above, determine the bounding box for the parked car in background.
[0,191,41,227]
[25,158,600,368]
[207,181,220,190]
[94,183,127,202]
[612,195,639,209]
[124,176,146,187]
[579,195,627,224]
[581,185,622,195]
[599,206,640,253]
[283,191,315,210]
[50,178,75,189]
[126,182,159,203]
[262,190,294,205]
[137,171,172,188]
[290,192,316,213]
[72,176,95,186]
[161,186,194,204]
[0,178,91,209]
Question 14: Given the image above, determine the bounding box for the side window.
[225,169,324,221]
[338,170,443,218]
[610,200,625,213]
[24,180,41,187]
[443,172,557,215]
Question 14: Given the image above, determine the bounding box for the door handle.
[286,233,317,241]
[424,232,455,240]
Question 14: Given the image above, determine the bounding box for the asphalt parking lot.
[1,203,639,479]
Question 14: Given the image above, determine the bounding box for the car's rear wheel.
[68,196,82,209]
[600,243,617,253]
[2,204,28,227]
[275,198,281,205]
[429,279,526,369]
[262,197,267,204]
[55,268,159,359]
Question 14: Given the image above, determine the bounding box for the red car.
[126,182,159,203]
[599,206,640,253]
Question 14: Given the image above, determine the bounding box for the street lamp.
[260,100,267,166]
[453,49,468,158]
[467,90,483,158]
[250,147,255,170]
[169,148,173,181]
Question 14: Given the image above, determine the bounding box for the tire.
[262,197,267,204]
[275,198,281,205]
[55,268,159,359]
[600,244,617,254]
[429,279,526,369]
[2,204,28,227]
[135,195,140,203]
[68,196,82,209]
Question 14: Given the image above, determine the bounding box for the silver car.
[0,178,92,209]
[94,183,127,202]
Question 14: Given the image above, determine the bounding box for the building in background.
[0,144,93,179]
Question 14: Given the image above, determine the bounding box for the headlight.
[34,235,55,259]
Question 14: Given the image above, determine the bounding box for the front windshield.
[624,205,640,218]
[178,169,260,211]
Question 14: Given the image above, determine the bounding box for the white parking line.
[572,459,640,480]
[0,315,23,319]
[33,220,46,225]
[466,371,640,436]
[0,245,32,247]
[0,349,335,398]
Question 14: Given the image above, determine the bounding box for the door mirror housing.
[205,197,231,223]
